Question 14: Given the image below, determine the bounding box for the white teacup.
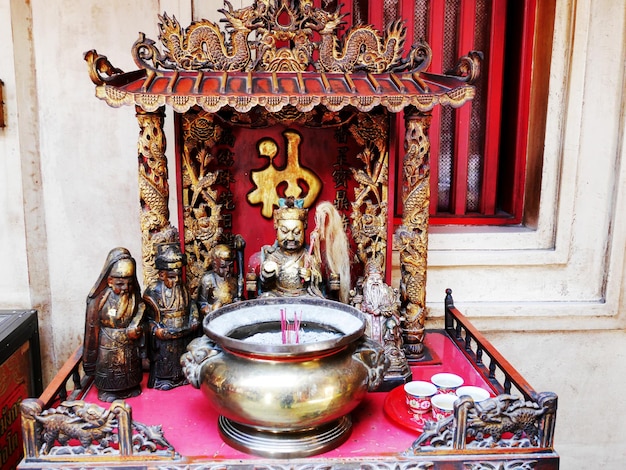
[455,385,491,403]
[404,381,438,415]
[430,373,464,394]
[431,393,458,420]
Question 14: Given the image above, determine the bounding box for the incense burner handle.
[181,335,222,388]
[352,337,390,391]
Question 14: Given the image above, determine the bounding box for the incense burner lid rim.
[203,297,366,357]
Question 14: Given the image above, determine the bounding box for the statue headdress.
[274,197,308,226]
[155,242,187,270]
[109,258,135,278]
[87,247,139,299]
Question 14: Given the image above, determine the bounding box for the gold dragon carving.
[309,8,406,73]
[135,2,260,72]
[131,0,431,74]
[395,107,431,361]
[136,107,179,287]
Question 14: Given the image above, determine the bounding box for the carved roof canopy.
[85,0,478,114]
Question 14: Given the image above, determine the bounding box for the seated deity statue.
[143,242,201,390]
[255,197,350,302]
[196,243,241,315]
[83,247,144,402]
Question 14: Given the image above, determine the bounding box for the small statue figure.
[196,242,242,315]
[351,259,411,390]
[83,247,144,402]
[255,197,351,301]
[143,243,200,390]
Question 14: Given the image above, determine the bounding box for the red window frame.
[333,0,554,226]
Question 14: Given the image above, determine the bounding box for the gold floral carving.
[180,113,225,295]
[349,110,389,268]
[395,107,431,360]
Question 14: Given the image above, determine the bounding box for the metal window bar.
[355,0,508,221]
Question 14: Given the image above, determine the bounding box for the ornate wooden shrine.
[18,2,558,468]
[84,0,477,361]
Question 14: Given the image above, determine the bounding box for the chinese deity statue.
[143,242,201,390]
[196,238,245,315]
[83,247,144,402]
[255,197,350,302]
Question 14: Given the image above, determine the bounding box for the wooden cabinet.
[0,310,42,470]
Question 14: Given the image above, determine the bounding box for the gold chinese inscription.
[247,129,322,218]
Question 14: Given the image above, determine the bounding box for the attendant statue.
[255,197,350,301]
[143,243,200,390]
[351,259,411,389]
[196,240,243,315]
[83,247,144,402]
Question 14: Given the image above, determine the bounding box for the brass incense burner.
[182,297,388,458]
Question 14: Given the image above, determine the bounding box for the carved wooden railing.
[20,346,177,462]
[418,288,559,452]
[38,346,88,409]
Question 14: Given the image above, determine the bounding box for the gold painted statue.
[196,241,243,315]
[256,197,350,302]
[258,197,318,297]
[143,243,201,390]
[83,247,145,402]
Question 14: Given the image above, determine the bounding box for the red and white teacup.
[455,385,491,403]
[431,393,458,421]
[404,380,438,415]
[430,372,464,394]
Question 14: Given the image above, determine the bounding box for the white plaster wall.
[0,1,30,308]
[487,330,626,469]
[0,0,624,468]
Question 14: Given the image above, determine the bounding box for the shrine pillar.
[135,105,178,287]
[397,106,431,361]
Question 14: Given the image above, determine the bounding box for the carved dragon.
[124,1,439,74]
[21,399,175,456]
[134,1,262,71]
[31,401,117,453]
[467,394,550,444]
[394,111,431,359]
[310,7,406,73]
[407,393,558,453]
[157,3,253,71]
